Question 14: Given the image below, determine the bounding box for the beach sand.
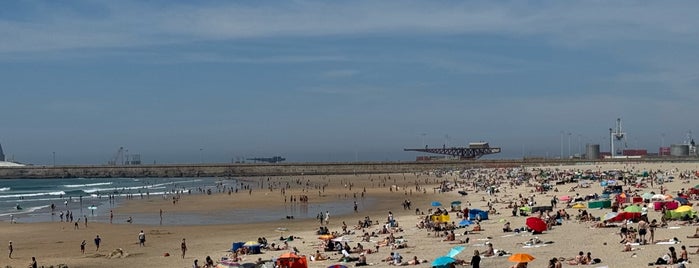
[2,162,699,268]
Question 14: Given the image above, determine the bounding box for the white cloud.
[2,1,699,53]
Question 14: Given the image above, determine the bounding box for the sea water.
[0,177,372,225]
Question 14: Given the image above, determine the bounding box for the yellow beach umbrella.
[572,203,586,209]
[243,241,259,246]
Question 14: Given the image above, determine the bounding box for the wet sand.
[2,163,699,268]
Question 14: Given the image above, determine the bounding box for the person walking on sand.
[181,238,187,259]
[8,241,13,259]
[29,256,37,268]
[94,235,101,251]
[80,240,86,254]
[138,230,146,247]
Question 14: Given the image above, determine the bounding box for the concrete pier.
[0,158,697,179]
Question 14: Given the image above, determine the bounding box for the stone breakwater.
[0,158,697,179]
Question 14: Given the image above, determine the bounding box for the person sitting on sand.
[510,262,528,268]
[472,223,482,232]
[483,242,495,257]
[623,242,638,252]
[503,222,512,232]
[442,231,456,242]
[313,250,329,261]
[356,252,368,266]
[567,251,586,265]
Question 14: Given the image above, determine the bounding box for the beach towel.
[522,244,548,249]
[656,241,680,245]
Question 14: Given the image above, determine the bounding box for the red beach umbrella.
[526,217,547,233]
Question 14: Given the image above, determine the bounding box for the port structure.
[404,142,501,160]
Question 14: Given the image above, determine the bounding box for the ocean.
[0,177,369,225]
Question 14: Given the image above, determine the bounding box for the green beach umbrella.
[624,205,642,213]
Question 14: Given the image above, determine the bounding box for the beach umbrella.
[318,235,334,240]
[431,256,456,267]
[327,265,348,268]
[641,192,654,200]
[451,201,462,205]
[675,197,689,205]
[604,212,618,221]
[243,241,259,246]
[624,205,642,213]
[519,206,531,212]
[525,217,547,233]
[559,195,571,202]
[458,219,473,227]
[447,245,465,258]
[651,194,666,200]
[331,236,351,242]
[693,184,699,189]
[675,205,694,213]
[432,201,443,207]
[572,203,586,209]
[508,253,535,263]
[275,227,288,237]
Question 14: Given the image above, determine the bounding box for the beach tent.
[608,212,641,222]
[430,214,451,223]
[468,209,489,220]
[276,252,308,268]
[653,201,679,211]
[588,199,612,209]
[665,206,697,220]
[231,242,245,252]
[674,197,689,205]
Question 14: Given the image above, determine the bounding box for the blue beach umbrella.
[447,246,465,258]
[432,201,443,207]
[432,256,456,267]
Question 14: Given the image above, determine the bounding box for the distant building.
[0,143,5,162]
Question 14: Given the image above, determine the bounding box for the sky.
[1,1,699,165]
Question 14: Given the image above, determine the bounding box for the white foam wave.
[0,187,10,191]
[82,179,202,194]
[63,182,113,188]
[0,205,50,217]
[0,191,66,199]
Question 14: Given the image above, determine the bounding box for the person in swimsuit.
[80,240,86,254]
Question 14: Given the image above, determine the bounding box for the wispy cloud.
[2,1,699,54]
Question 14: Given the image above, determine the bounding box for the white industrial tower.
[609,118,628,157]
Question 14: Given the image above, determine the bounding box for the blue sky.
[1,1,699,164]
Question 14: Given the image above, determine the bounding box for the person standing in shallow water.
[181,238,187,259]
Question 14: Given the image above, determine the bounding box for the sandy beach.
[3,162,699,268]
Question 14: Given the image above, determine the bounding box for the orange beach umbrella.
[508,253,535,263]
